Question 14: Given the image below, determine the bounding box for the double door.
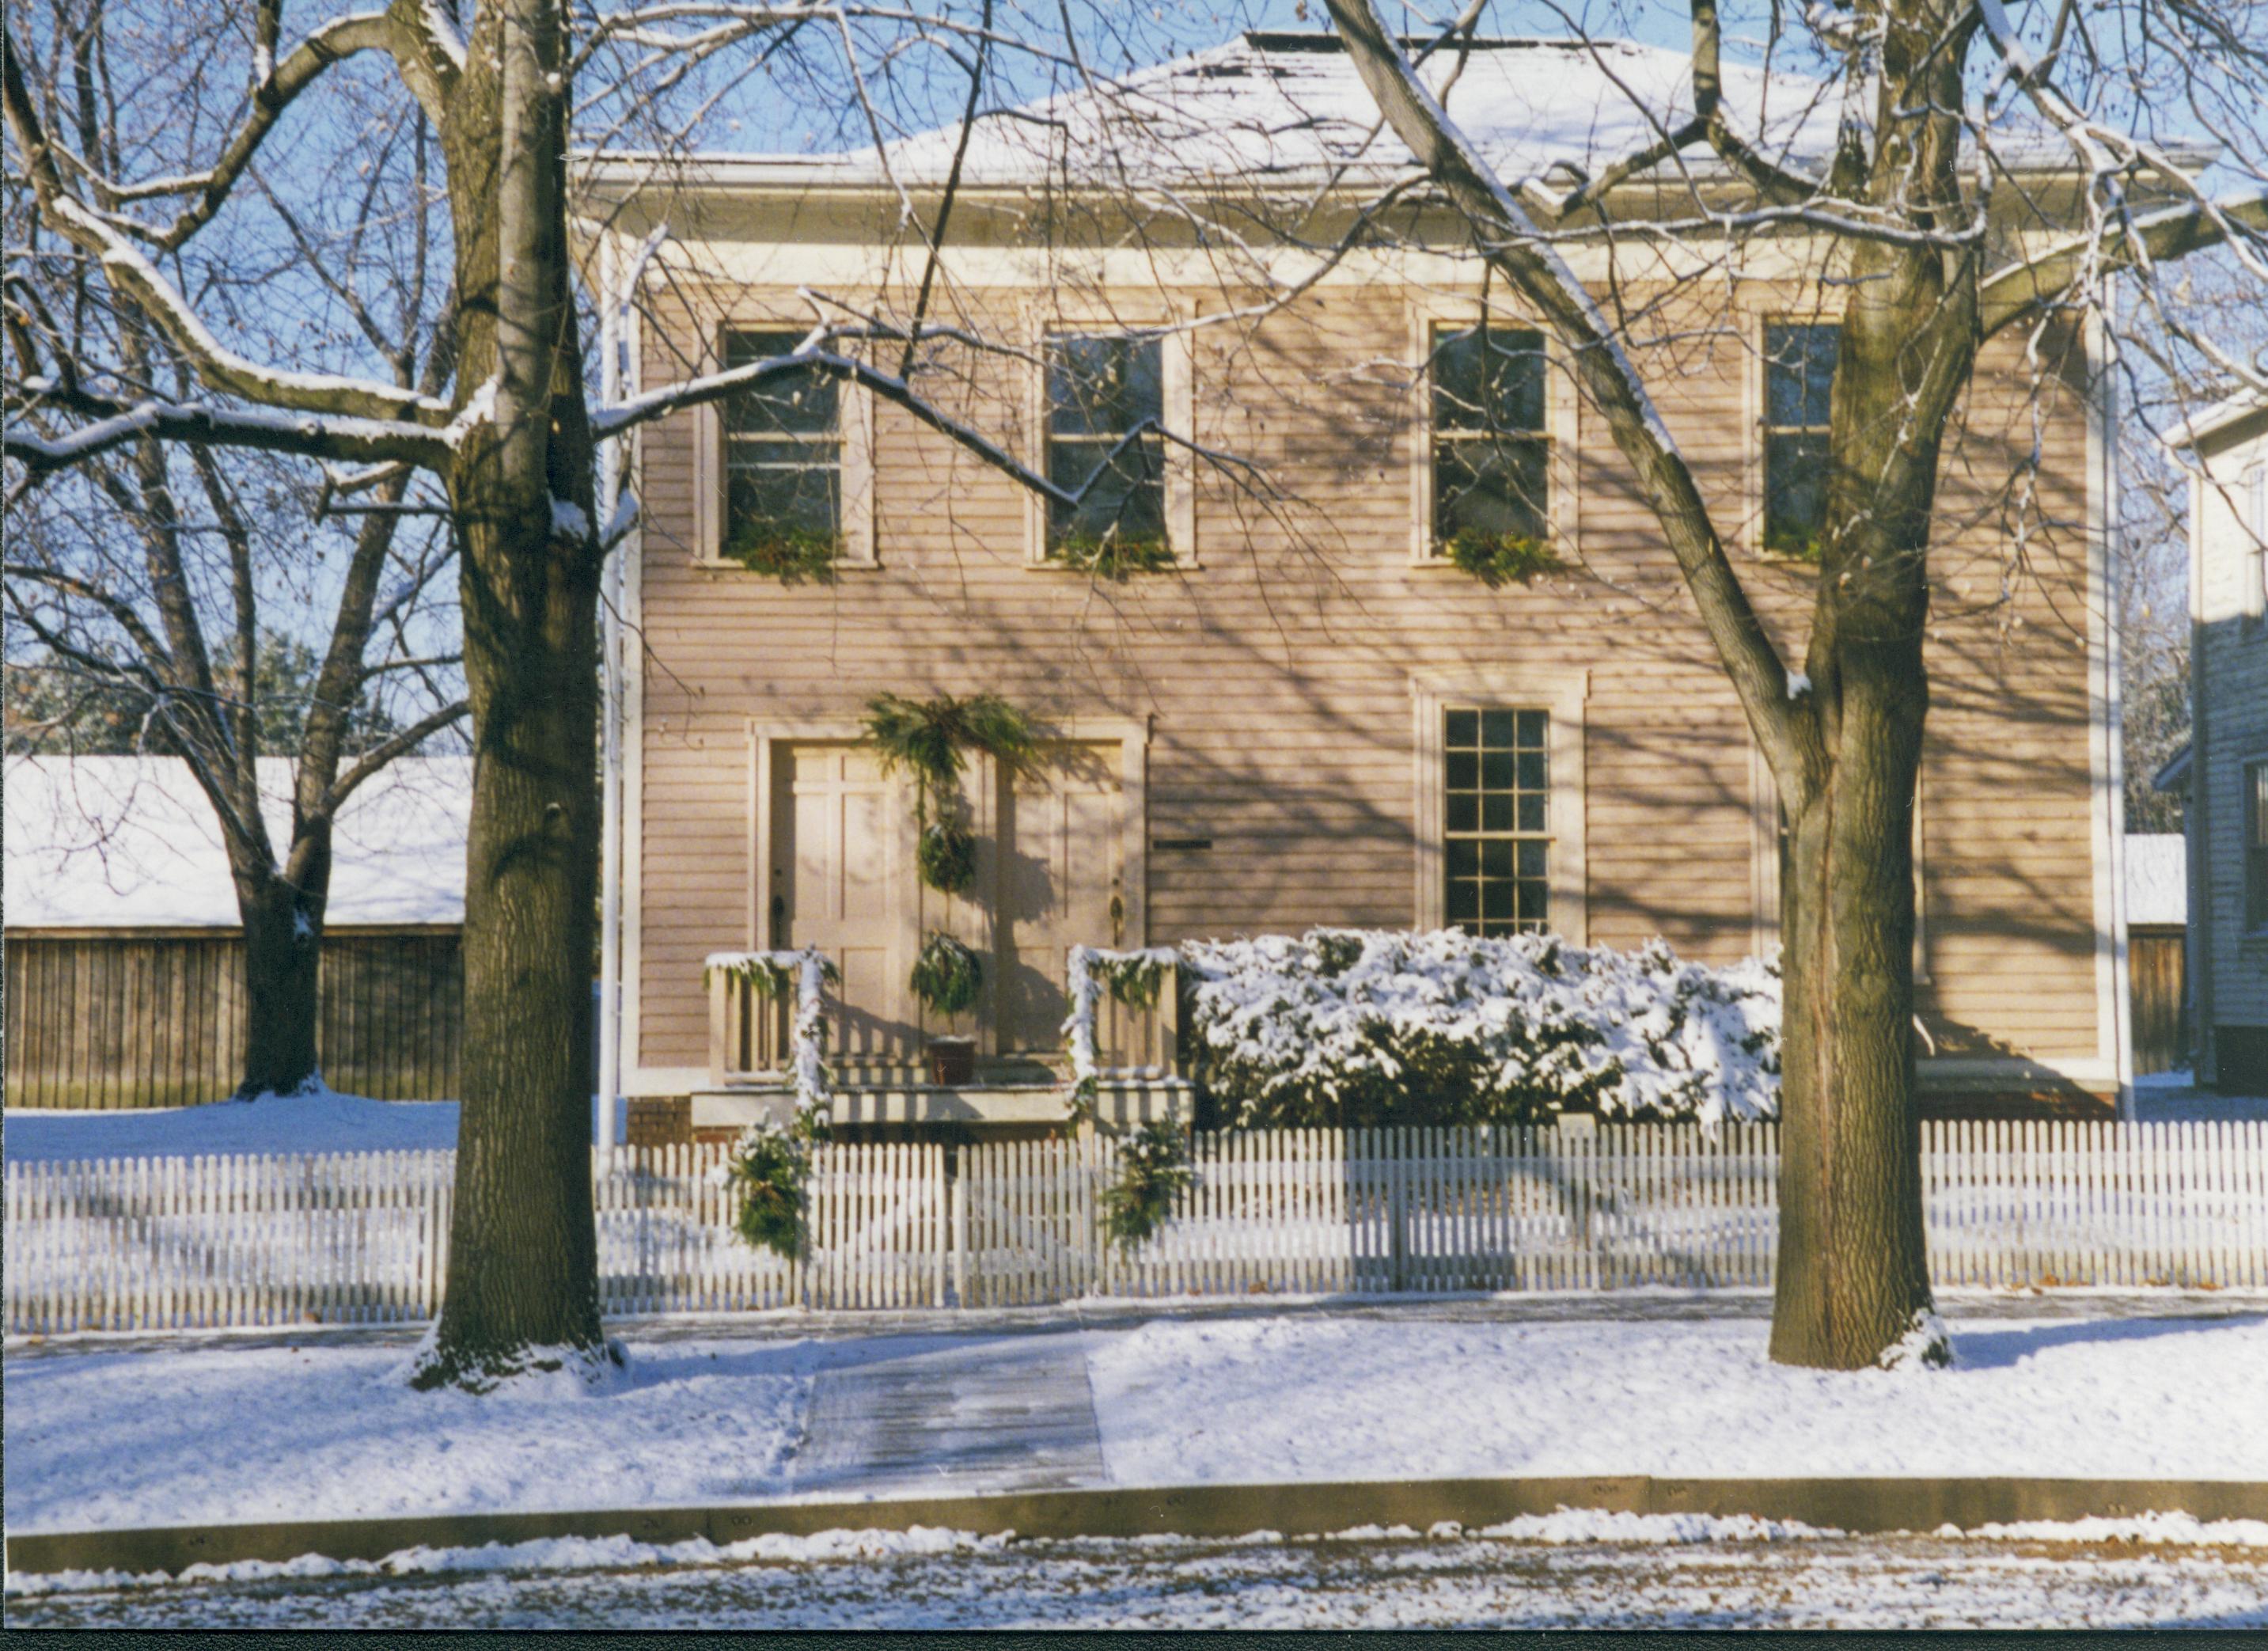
[767,738,1131,1067]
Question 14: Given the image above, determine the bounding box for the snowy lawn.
[1087,1312,2268,1486]
[3,1337,817,1535]
[2,1090,462,1162]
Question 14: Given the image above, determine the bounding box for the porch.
[692,950,1191,1135]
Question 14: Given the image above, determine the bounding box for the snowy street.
[9,1523,2266,1629]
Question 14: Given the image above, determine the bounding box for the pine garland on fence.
[702,947,839,1258]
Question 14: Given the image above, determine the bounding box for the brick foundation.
[626,1096,692,1149]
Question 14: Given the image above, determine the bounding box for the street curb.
[9,1477,2266,1579]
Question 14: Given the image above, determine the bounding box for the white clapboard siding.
[6,1122,2266,1332]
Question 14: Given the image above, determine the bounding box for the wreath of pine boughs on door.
[862,692,1040,894]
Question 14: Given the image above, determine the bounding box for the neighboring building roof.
[2,755,470,929]
[2163,388,2268,454]
[2153,742,2193,795]
[588,31,2092,197]
[2125,832,2187,928]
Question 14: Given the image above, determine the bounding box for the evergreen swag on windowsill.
[721,521,837,583]
[1048,530,1175,582]
[862,691,1040,894]
[1443,527,1560,587]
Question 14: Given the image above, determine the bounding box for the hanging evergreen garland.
[862,692,1040,894]
[910,930,984,1017]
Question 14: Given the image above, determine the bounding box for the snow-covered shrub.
[1178,928,1780,1129]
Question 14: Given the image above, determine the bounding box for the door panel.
[773,742,917,1065]
[996,742,1125,1056]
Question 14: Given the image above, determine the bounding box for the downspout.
[595,227,624,1148]
[2099,289,2137,1118]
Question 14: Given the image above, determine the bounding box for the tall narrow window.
[1763,321,1838,559]
[2247,758,2268,930]
[1443,707,1551,936]
[1045,332,1166,566]
[1432,323,1549,556]
[719,330,840,573]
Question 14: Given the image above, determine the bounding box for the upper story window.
[719,329,840,576]
[1045,332,1168,571]
[1431,323,1550,558]
[1763,321,1838,560]
[1443,706,1552,936]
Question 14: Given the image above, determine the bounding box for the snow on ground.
[9,1530,2265,1629]
[2,1089,462,1162]
[2,1337,817,1535]
[1087,1313,2268,1485]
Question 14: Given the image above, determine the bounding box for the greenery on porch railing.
[862,692,1039,895]
[1062,944,1178,1121]
[702,947,839,1258]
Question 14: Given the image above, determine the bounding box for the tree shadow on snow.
[1949,1311,2264,1371]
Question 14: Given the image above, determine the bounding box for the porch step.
[692,1079,1189,1130]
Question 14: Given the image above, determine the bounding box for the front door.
[996,742,1125,1057]
[772,742,918,1066]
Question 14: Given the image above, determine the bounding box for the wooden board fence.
[6,1122,2264,1334]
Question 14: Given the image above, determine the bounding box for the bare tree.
[4,36,465,1098]
[1311,0,2267,1366]
[4,0,1234,1389]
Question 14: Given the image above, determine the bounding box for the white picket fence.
[6,1121,2266,1334]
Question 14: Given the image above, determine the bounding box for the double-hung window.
[2247,759,2268,931]
[1431,323,1550,554]
[1762,321,1838,559]
[719,330,840,574]
[1443,706,1552,936]
[2248,465,2268,620]
[1044,332,1167,566]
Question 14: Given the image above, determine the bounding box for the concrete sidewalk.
[7,1285,2262,1361]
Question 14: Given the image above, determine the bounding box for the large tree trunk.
[412,0,610,1390]
[233,866,327,1099]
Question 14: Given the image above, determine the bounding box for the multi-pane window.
[720,330,839,564]
[1045,333,1166,557]
[2247,759,2268,931]
[1763,321,1838,558]
[1432,323,1549,551]
[1443,707,1551,936]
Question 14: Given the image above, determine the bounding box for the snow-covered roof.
[2125,833,2186,928]
[591,31,2086,199]
[3,755,470,930]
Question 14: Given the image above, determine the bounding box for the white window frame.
[1407,299,1578,566]
[693,321,876,571]
[1412,669,1587,943]
[1024,307,1197,569]
[2245,753,2268,935]
[1747,309,1841,563]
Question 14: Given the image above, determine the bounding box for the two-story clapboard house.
[2162,390,2268,1095]
[582,31,2141,1141]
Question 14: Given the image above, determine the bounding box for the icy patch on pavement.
[3,1526,1010,1596]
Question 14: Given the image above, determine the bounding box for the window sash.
[1044,334,1167,552]
[720,330,842,549]
[1763,321,1838,555]
[1443,705,1551,936]
[1429,324,1551,553]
